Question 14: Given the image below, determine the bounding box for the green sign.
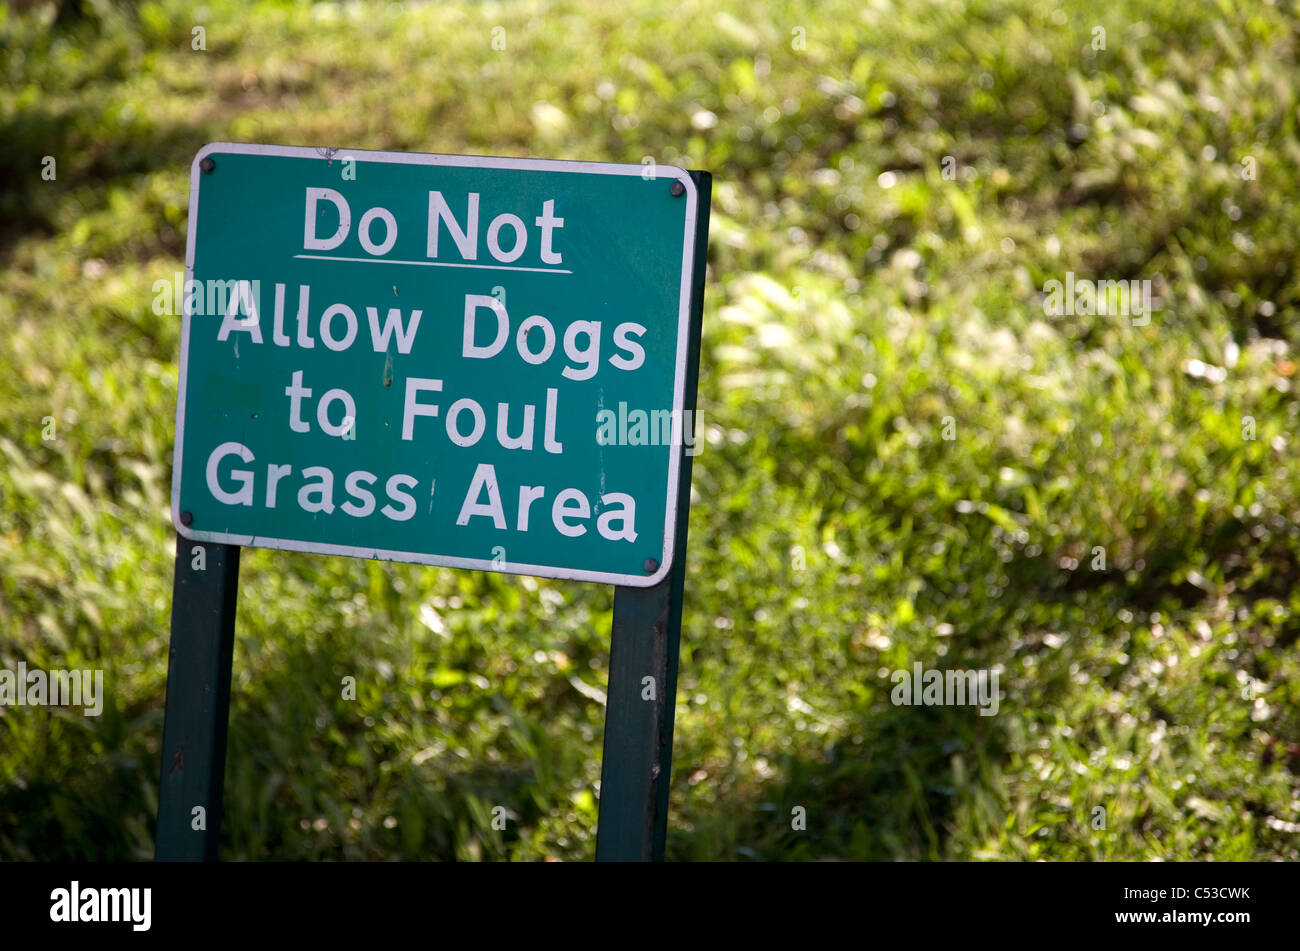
[171,143,701,586]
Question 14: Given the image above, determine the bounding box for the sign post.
[155,539,239,860]
[156,144,710,861]
[597,171,709,860]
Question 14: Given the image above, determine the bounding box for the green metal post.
[154,538,240,861]
[596,170,711,861]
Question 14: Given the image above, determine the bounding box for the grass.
[1,0,1298,861]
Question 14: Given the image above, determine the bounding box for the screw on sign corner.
[644,558,659,574]
[200,157,215,174]
[669,180,685,197]
[180,511,194,526]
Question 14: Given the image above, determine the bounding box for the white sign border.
[171,142,699,589]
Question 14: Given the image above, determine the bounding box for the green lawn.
[1,0,1297,860]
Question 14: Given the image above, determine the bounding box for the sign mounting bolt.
[644,558,659,573]
[180,511,194,526]
[200,157,215,174]
[669,181,685,197]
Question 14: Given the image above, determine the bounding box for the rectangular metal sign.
[171,143,700,586]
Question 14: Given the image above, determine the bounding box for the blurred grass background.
[1,0,1298,860]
